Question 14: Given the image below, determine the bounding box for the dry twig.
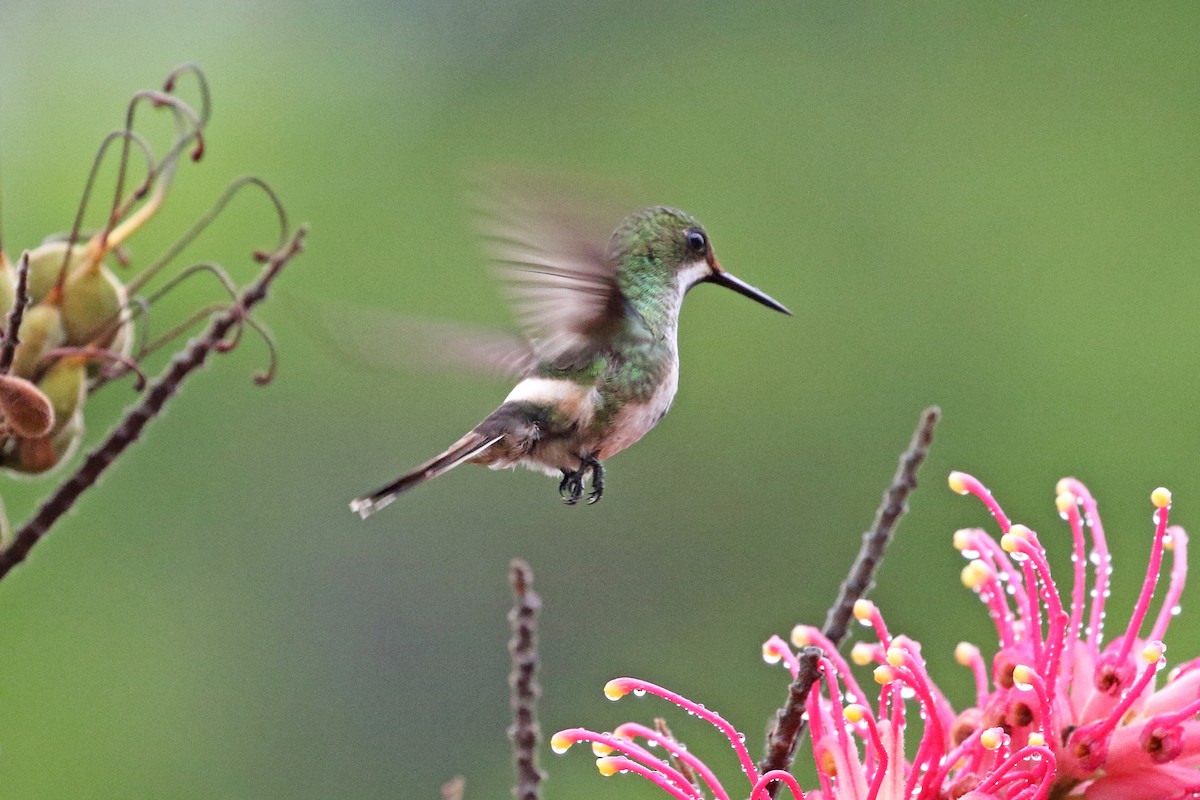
[758,406,941,794]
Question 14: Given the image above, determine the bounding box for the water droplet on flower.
[961,548,980,559]
[1171,605,1182,617]
[633,688,646,697]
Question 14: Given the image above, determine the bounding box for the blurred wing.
[312,299,538,380]
[477,177,628,362]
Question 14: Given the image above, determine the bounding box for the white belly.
[599,356,679,459]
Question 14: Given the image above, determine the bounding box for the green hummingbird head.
[609,206,792,316]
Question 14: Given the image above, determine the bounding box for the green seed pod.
[49,408,84,464]
[0,374,55,437]
[24,241,87,304]
[10,302,66,379]
[106,315,134,361]
[36,356,86,436]
[61,262,127,347]
[0,257,15,319]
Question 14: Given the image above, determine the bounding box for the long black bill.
[704,270,793,315]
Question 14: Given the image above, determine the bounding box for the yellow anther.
[791,625,812,647]
[948,471,970,495]
[980,728,1005,750]
[1152,487,1173,509]
[1055,492,1077,514]
[603,681,628,701]
[961,560,993,589]
[1142,642,1165,662]
[591,741,614,756]
[596,757,620,776]
[886,646,906,667]
[844,704,867,723]
[1000,533,1025,554]
[953,529,973,551]
[1028,732,1046,747]
[816,748,838,776]
[550,733,574,754]
[762,642,783,664]
[1009,523,1033,539]
[873,665,898,685]
[851,643,874,666]
[853,599,875,622]
[1055,478,1072,496]
[1012,665,1036,686]
[955,642,979,666]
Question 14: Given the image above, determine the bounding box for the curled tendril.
[104,88,206,241]
[127,176,291,295]
[162,63,212,127]
[38,347,148,391]
[56,129,156,285]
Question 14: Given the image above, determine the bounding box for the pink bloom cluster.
[553,474,1200,800]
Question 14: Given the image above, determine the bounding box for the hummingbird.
[349,197,791,519]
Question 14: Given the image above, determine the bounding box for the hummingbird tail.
[349,432,506,519]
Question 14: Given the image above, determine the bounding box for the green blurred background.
[2,2,1199,797]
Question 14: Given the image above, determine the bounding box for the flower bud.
[0,257,15,317]
[61,262,127,347]
[10,303,66,378]
[36,357,86,436]
[24,241,86,303]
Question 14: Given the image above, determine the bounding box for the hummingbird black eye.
[684,229,707,254]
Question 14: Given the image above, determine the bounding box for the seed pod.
[6,409,83,475]
[24,241,87,304]
[49,408,85,464]
[107,315,134,361]
[14,434,57,473]
[0,374,55,437]
[0,258,15,318]
[61,262,127,347]
[36,356,86,436]
[10,302,66,379]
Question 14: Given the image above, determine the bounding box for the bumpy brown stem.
[758,406,940,795]
[508,558,544,800]
[0,252,31,375]
[0,227,306,580]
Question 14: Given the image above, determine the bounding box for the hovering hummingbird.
[349,195,791,519]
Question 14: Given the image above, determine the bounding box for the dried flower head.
[0,64,290,477]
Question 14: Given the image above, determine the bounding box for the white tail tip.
[349,494,397,520]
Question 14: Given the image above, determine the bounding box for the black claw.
[559,454,604,506]
[587,457,605,504]
[559,469,584,505]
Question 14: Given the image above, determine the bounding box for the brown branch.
[758,405,941,794]
[656,718,707,799]
[0,251,31,375]
[0,226,306,581]
[507,558,544,800]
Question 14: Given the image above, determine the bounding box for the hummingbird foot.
[559,453,603,505]
[587,457,604,504]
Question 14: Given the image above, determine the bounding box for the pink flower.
[553,475,1200,800]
